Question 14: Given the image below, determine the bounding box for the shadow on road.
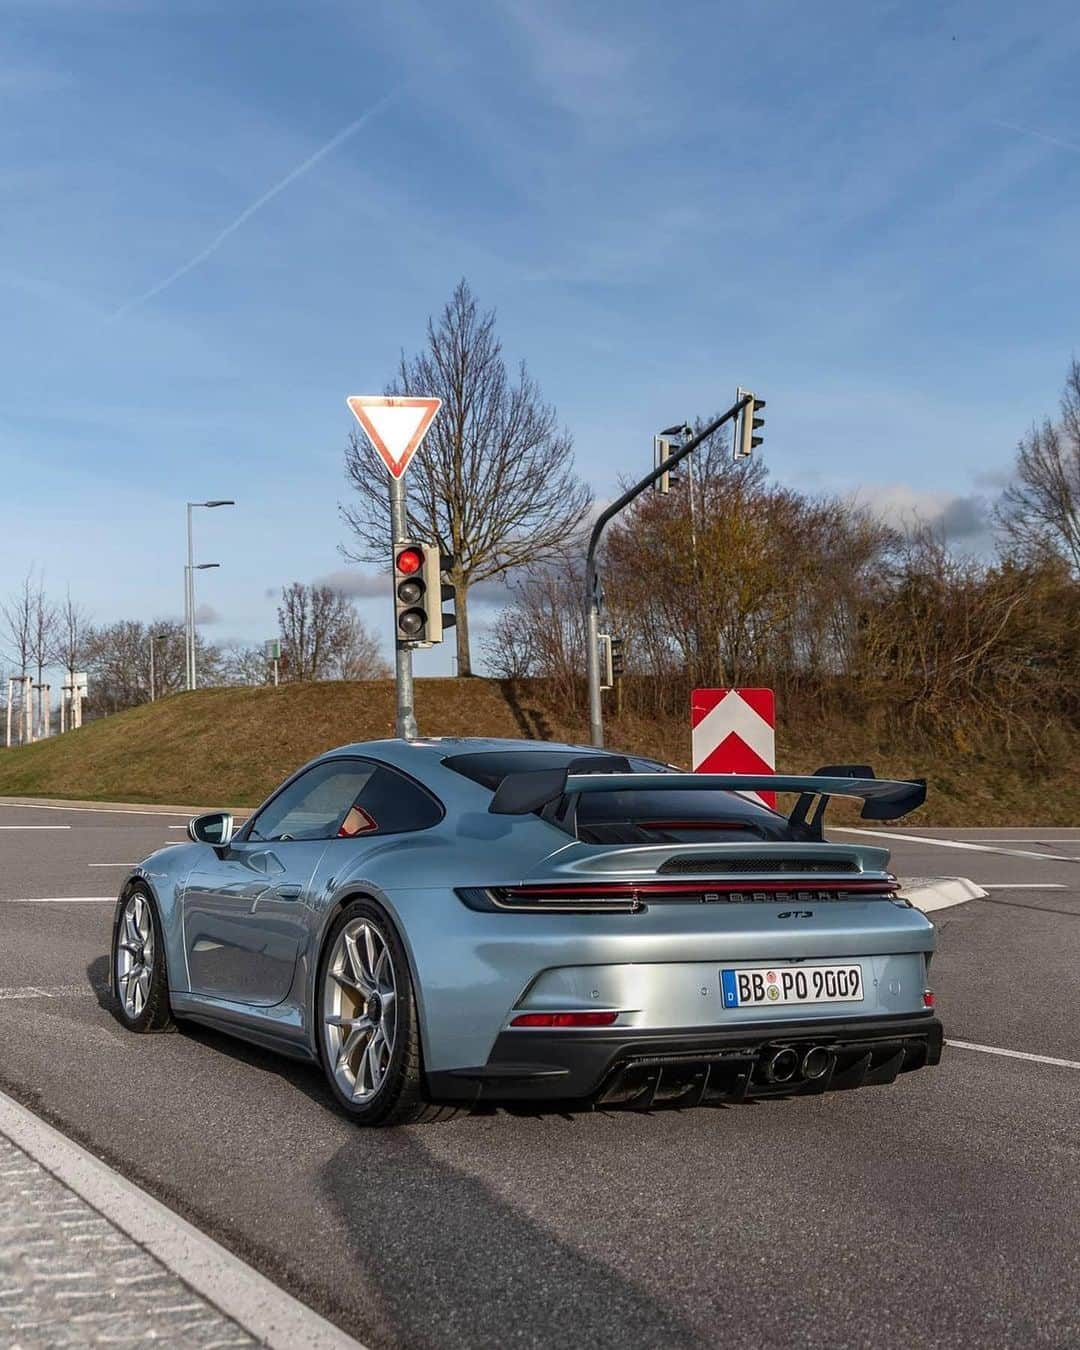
[317,1128,704,1350]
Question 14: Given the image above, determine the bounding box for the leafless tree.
[277,583,386,681]
[51,590,91,684]
[218,643,273,687]
[1,570,36,677]
[997,359,1080,575]
[341,278,593,675]
[83,620,207,714]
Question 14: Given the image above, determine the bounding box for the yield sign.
[346,395,441,479]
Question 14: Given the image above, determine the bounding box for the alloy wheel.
[323,919,398,1104]
[116,891,154,1019]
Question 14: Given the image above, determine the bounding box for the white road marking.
[0,802,192,817]
[0,985,98,1001]
[0,825,71,830]
[947,1040,1080,1071]
[982,883,1068,890]
[0,1088,367,1349]
[836,827,1080,864]
[87,863,134,868]
[0,896,115,904]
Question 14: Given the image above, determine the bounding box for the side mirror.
[188,812,234,849]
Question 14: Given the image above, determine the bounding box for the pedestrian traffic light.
[393,544,428,644]
[735,388,765,458]
[610,635,626,678]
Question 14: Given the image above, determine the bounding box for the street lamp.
[185,563,220,691]
[185,499,234,690]
[149,632,168,703]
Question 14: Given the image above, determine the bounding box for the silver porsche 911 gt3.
[111,737,942,1125]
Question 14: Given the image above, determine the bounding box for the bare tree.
[997,359,1080,575]
[342,278,592,675]
[51,590,90,684]
[1,570,36,677]
[277,583,385,681]
[83,620,207,714]
[27,578,56,737]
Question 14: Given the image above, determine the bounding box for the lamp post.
[149,631,168,702]
[185,563,220,691]
[185,499,234,690]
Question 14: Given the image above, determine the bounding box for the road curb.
[899,876,988,912]
[0,1089,367,1350]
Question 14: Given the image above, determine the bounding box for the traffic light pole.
[389,472,419,739]
[585,392,752,747]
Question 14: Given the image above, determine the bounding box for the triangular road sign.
[346,395,441,479]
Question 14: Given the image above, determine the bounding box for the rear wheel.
[111,887,174,1033]
[318,899,457,1126]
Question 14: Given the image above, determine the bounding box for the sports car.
[111,737,942,1125]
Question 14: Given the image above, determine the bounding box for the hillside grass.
[0,677,1076,825]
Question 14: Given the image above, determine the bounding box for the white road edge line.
[0,897,116,904]
[0,1089,367,1350]
[0,825,71,830]
[947,1040,1080,1071]
[836,826,1080,864]
[87,863,135,868]
[0,802,193,817]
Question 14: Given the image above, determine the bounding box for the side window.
[248,762,378,842]
[343,764,443,837]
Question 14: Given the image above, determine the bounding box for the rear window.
[575,789,793,844]
[443,749,668,790]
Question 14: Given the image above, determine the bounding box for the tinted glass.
[575,789,793,844]
[249,762,378,842]
[350,764,443,835]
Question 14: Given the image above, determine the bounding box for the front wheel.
[111,887,174,1032]
[317,900,456,1126]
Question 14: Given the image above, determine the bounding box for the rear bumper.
[426,1012,943,1109]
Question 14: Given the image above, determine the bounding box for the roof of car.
[325,736,597,765]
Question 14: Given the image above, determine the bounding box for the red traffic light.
[395,547,423,575]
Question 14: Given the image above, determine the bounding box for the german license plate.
[720,964,863,1008]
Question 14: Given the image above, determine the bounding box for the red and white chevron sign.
[691,688,776,808]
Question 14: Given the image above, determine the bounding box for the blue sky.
[2,0,1079,675]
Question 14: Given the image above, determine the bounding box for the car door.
[182,760,382,1005]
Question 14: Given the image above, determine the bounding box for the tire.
[317,899,458,1126]
[111,885,174,1033]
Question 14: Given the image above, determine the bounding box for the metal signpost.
[585,390,761,747]
[346,395,442,739]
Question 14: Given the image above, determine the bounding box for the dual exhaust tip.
[761,1045,831,1084]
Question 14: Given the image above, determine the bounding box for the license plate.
[720,964,863,1008]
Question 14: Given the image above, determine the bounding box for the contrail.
[109,91,399,320]
[990,117,1080,156]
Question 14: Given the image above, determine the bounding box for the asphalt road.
[1,801,1078,1349]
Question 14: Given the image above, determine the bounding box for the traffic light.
[735,388,765,458]
[421,546,457,643]
[393,544,428,644]
[610,635,626,678]
[598,633,613,689]
[653,436,679,495]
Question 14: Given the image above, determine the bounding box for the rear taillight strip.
[456,878,896,914]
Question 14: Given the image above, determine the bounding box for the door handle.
[273,884,302,901]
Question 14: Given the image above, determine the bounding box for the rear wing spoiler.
[488,761,926,835]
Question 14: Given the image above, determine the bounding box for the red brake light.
[396,548,423,575]
[923,989,936,1008]
[510,1011,619,1028]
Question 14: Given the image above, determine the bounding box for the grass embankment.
[0,678,1076,825]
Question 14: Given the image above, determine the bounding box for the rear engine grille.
[658,855,859,875]
[456,877,897,913]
